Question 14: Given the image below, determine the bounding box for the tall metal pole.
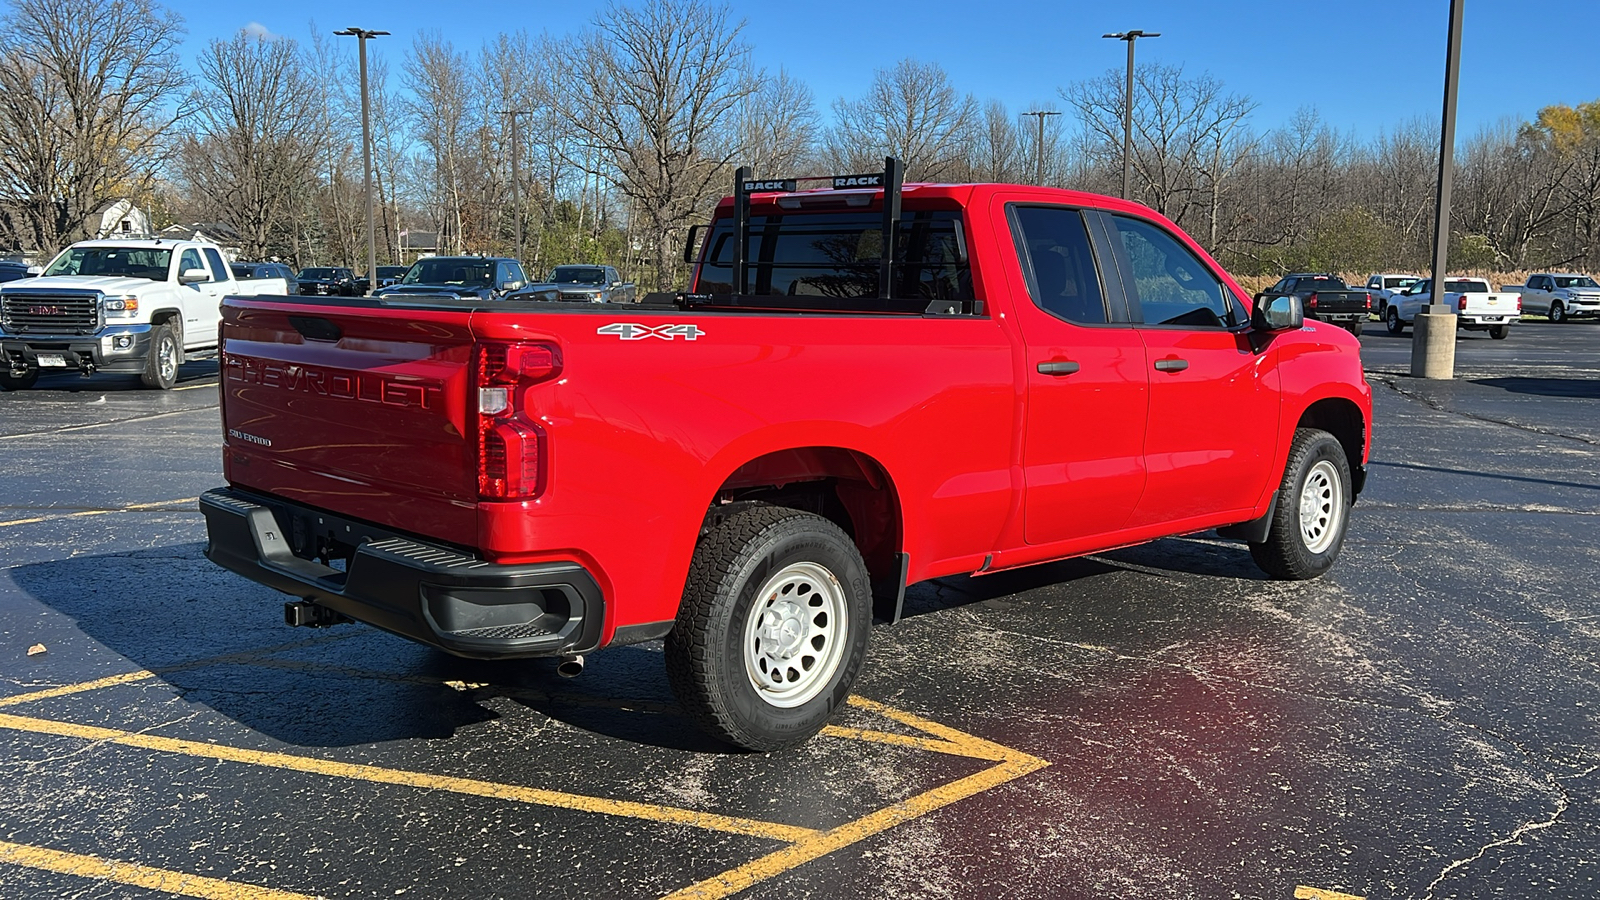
[1411,0,1464,379]
[1104,31,1159,201]
[501,110,530,262]
[335,28,388,293]
[1021,110,1061,185]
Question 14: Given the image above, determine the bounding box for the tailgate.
[219,298,477,542]
[1465,293,1517,315]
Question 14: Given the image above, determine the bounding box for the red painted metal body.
[217,183,1371,647]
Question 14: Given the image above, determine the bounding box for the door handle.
[1037,360,1080,375]
[1153,358,1189,372]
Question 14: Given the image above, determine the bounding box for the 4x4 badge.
[597,323,704,341]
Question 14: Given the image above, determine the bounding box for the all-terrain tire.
[665,505,872,752]
[141,322,179,390]
[1249,428,1353,581]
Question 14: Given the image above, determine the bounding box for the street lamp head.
[1103,30,1160,41]
[333,27,389,39]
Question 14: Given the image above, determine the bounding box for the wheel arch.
[703,444,904,582]
[1294,396,1367,496]
[148,308,184,362]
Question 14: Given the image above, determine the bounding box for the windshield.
[298,268,337,279]
[402,258,493,286]
[44,247,171,280]
[1384,277,1417,289]
[377,266,408,277]
[1553,275,1599,288]
[1445,280,1489,293]
[551,266,606,285]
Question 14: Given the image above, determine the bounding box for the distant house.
[400,229,439,259]
[159,222,244,260]
[90,199,152,239]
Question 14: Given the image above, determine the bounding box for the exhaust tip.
[556,654,585,678]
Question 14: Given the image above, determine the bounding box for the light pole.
[1021,110,1061,185]
[334,27,388,293]
[1103,30,1159,201]
[1411,0,1464,379]
[501,109,530,262]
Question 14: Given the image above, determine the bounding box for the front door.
[1099,212,1280,527]
[1002,199,1150,545]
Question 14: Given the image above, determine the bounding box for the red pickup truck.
[201,161,1371,751]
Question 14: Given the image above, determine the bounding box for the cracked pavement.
[0,326,1597,899]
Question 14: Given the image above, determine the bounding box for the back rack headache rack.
[674,157,971,315]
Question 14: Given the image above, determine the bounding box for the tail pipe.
[557,654,585,678]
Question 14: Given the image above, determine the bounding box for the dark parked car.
[0,261,36,283]
[372,256,530,300]
[231,262,295,282]
[375,265,409,288]
[296,267,359,296]
[1255,273,1371,336]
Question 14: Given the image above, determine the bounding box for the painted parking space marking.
[0,657,1050,898]
[0,497,197,528]
[0,839,318,900]
[1294,887,1366,900]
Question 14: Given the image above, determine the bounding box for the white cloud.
[242,22,278,40]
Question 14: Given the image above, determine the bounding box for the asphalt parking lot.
[2,321,1597,899]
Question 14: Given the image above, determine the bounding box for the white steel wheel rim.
[158,337,177,381]
[743,561,849,709]
[1298,459,1343,554]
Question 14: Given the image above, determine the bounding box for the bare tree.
[826,59,978,181]
[737,68,820,179]
[406,32,474,255]
[178,31,322,259]
[0,0,189,253]
[548,0,757,290]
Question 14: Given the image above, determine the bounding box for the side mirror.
[1252,293,1303,332]
[1253,292,1265,302]
[500,280,520,291]
[26,265,43,276]
[179,267,210,284]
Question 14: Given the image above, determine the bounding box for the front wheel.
[1490,324,1510,340]
[1550,301,1566,323]
[1249,428,1353,580]
[140,323,179,390]
[0,365,39,391]
[1386,307,1405,334]
[666,505,872,751]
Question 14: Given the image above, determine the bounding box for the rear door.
[1098,212,1279,527]
[1001,198,1150,545]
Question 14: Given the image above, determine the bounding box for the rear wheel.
[1490,324,1509,340]
[1249,428,1352,581]
[0,365,39,391]
[666,505,872,751]
[1386,307,1404,334]
[1550,301,1566,323]
[1346,320,1364,337]
[140,323,179,390]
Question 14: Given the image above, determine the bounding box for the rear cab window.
[1008,205,1108,325]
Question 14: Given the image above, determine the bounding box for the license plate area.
[36,353,66,367]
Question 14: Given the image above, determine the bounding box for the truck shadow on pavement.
[1472,376,1600,399]
[27,360,218,392]
[8,535,1276,753]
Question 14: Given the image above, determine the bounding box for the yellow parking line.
[1295,887,1366,900]
[818,725,1006,761]
[0,497,196,528]
[0,712,818,843]
[0,670,157,708]
[173,381,217,391]
[0,839,317,900]
[664,747,1049,899]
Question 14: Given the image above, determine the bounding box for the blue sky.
[174,0,1599,139]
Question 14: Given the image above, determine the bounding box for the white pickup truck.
[1500,273,1600,323]
[1383,277,1521,340]
[0,239,282,390]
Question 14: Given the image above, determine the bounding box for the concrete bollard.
[1410,304,1457,379]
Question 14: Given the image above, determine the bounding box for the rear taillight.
[476,341,561,500]
[1516,296,1523,312]
[1305,292,1318,309]
[1458,296,1467,311]
[1365,292,1373,309]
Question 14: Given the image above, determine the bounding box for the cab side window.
[203,248,229,282]
[179,248,205,280]
[1010,205,1108,325]
[1110,215,1240,328]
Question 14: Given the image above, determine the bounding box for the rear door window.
[1009,206,1107,325]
